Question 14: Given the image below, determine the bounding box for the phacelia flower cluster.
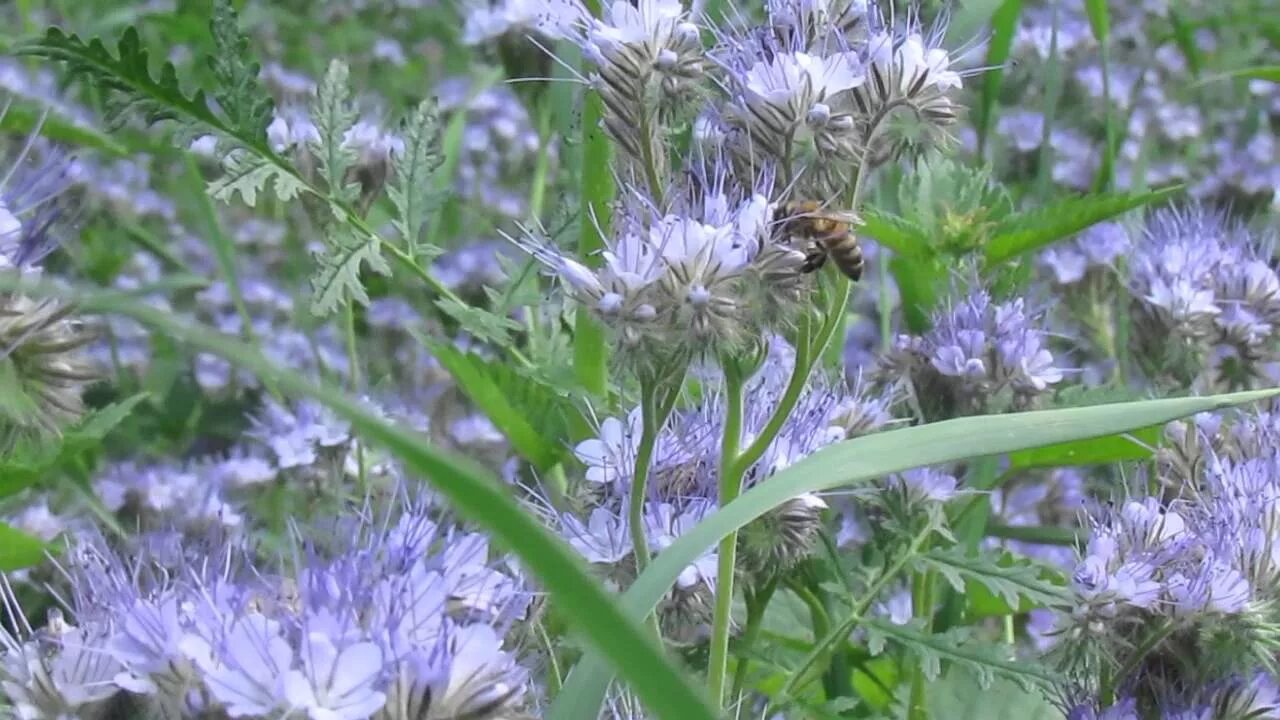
[877,286,1066,418]
[0,495,533,720]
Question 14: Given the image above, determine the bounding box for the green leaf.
[0,101,128,156]
[434,296,522,347]
[424,339,572,471]
[207,150,304,206]
[0,522,49,571]
[889,254,941,333]
[390,99,445,259]
[28,282,719,720]
[1082,0,1110,44]
[859,208,932,259]
[984,186,1181,265]
[1196,66,1280,86]
[549,387,1280,718]
[575,88,614,397]
[1007,425,1160,470]
[0,439,59,499]
[0,359,41,427]
[864,619,1054,690]
[65,393,148,445]
[309,59,360,201]
[928,670,1065,720]
[977,0,1023,155]
[207,0,274,139]
[309,224,391,316]
[917,548,1069,616]
[15,26,224,134]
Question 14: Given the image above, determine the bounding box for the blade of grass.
[573,0,614,398]
[977,0,1024,158]
[549,387,1280,718]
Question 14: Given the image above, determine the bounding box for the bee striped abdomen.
[822,232,864,281]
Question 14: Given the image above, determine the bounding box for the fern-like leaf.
[863,618,1056,691]
[15,27,223,134]
[207,0,274,139]
[915,548,1070,612]
[309,60,360,202]
[434,296,523,348]
[309,223,390,316]
[208,151,304,206]
[389,99,446,259]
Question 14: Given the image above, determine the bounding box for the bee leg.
[801,245,827,274]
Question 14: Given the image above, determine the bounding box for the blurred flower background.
[0,0,1276,718]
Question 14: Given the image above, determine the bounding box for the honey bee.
[773,200,865,282]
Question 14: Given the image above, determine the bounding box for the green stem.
[1104,618,1177,705]
[906,570,935,720]
[707,355,747,707]
[730,576,778,702]
[777,521,935,703]
[733,312,813,476]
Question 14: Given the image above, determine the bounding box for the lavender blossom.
[0,494,534,720]
[0,116,97,450]
[877,286,1065,418]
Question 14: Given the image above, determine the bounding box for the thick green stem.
[629,369,686,574]
[706,356,747,707]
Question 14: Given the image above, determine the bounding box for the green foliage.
[206,0,274,140]
[434,296,524,347]
[977,0,1024,153]
[926,672,1064,719]
[206,151,306,206]
[0,394,147,499]
[983,186,1182,265]
[549,388,1280,719]
[310,60,361,203]
[390,99,446,260]
[916,548,1069,616]
[0,100,127,155]
[424,339,585,472]
[863,618,1055,691]
[1007,425,1160,470]
[310,223,392,316]
[14,26,219,133]
[0,522,49,571]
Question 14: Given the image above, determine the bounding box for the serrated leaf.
[207,152,272,205]
[66,393,148,444]
[390,99,445,259]
[309,225,390,316]
[423,339,569,471]
[917,548,1069,615]
[863,618,1055,691]
[434,296,522,347]
[984,186,1182,265]
[207,0,274,138]
[859,208,932,259]
[15,26,225,134]
[0,523,50,571]
[310,60,360,201]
